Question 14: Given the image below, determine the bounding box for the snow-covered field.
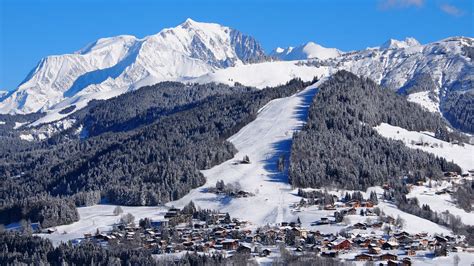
[193,61,330,89]
[407,182,474,226]
[36,205,167,246]
[375,123,474,172]
[407,91,440,114]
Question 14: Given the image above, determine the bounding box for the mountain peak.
[271,41,341,60]
[380,37,420,49]
[0,19,267,116]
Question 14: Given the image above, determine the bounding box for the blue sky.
[0,0,472,91]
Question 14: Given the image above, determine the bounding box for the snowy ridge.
[380,37,420,50]
[193,61,330,88]
[339,37,473,92]
[270,41,342,60]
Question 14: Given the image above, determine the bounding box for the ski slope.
[168,82,321,226]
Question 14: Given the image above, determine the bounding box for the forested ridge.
[442,90,474,134]
[70,81,256,138]
[0,79,313,227]
[289,71,461,190]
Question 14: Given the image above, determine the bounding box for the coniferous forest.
[0,79,312,227]
[289,71,461,190]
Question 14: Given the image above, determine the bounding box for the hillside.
[289,71,461,190]
[0,79,311,227]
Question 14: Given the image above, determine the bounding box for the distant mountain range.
[0,19,472,132]
[269,42,342,60]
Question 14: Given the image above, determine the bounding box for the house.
[379,253,398,261]
[321,251,338,258]
[382,241,399,250]
[236,244,252,254]
[402,257,412,266]
[434,235,448,244]
[222,239,239,250]
[363,201,375,208]
[164,210,179,219]
[387,260,400,266]
[182,241,194,250]
[292,227,308,238]
[319,217,330,225]
[407,249,416,256]
[371,221,383,228]
[331,239,351,250]
[261,248,271,257]
[368,247,381,254]
[151,220,168,228]
[355,254,373,261]
[353,223,367,230]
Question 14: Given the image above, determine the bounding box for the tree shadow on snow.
[262,86,318,184]
[292,87,318,122]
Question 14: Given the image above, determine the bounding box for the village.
[68,177,472,266]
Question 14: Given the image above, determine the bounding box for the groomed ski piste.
[169,81,322,227]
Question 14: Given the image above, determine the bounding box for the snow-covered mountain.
[270,41,342,60]
[339,37,472,94]
[1,17,472,131]
[0,18,266,116]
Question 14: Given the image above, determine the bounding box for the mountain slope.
[289,71,461,190]
[0,19,266,116]
[0,79,311,227]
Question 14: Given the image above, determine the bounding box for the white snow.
[36,204,167,246]
[414,252,474,266]
[380,37,421,50]
[13,121,27,129]
[0,121,5,125]
[374,123,474,172]
[19,134,34,141]
[407,91,440,114]
[193,61,330,89]
[270,42,342,60]
[407,182,474,226]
